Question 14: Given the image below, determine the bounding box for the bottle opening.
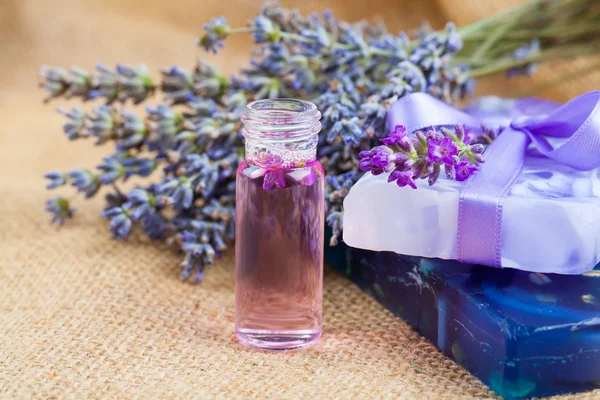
[241,98,322,167]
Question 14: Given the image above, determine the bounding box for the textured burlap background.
[1,1,599,398]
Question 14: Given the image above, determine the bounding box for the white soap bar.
[343,153,600,274]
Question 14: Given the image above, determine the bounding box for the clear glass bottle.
[235,98,324,350]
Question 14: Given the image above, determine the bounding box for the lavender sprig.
[360,124,490,187]
[43,76,242,280]
[40,64,155,104]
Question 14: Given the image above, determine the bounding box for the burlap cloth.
[1,1,599,398]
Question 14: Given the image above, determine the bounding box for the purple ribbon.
[387,91,600,268]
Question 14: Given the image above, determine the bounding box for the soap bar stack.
[326,239,600,399]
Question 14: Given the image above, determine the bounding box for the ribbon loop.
[510,115,545,130]
[387,91,600,268]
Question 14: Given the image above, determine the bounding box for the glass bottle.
[235,98,324,350]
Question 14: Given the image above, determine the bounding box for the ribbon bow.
[387,91,600,268]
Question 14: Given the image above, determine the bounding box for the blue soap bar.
[325,237,600,399]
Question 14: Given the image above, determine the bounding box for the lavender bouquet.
[41,1,600,281]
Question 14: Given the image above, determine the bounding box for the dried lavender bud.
[58,107,86,140]
[46,197,75,225]
[102,206,133,239]
[68,169,101,198]
[428,163,441,186]
[470,144,485,154]
[199,17,230,53]
[445,164,455,179]
[455,161,478,181]
[44,171,67,189]
[455,124,466,142]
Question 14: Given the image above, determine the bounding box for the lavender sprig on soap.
[359,124,490,188]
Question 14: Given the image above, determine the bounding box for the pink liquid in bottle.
[235,99,324,350]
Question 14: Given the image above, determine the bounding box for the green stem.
[229,27,255,34]
[469,12,522,62]
[220,0,600,78]
[112,183,124,198]
[462,24,600,42]
[457,0,539,39]
[470,44,600,77]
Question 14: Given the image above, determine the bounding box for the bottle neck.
[241,99,321,168]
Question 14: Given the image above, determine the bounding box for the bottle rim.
[241,98,322,140]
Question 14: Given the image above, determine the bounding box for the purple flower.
[102,206,133,239]
[68,169,101,198]
[199,17,230,53]
[263,169,287,190]
[299,168,317,186]
[387,169,417,189]
[255,152,283,169]
[358,146,396,173]
[455,161,478,181]
[58,106,85,140]
[45,197,75,225]
[123,188,156,222]
[380,125,407,146]
[455,124,471,143]
[253,16,280,43]
[44,171,67,189]
[427,137,457,165]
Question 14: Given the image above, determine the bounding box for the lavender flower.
[58,107,85,140]
[102,206,133,239]
[329,117,363,145]
[115,110,147,150]
[68,169,101,198]
[326,211,343,246]
[97,155,125,184]
[380,125,408,147]
[84,105,117,145]
[39,66,70,102]
[114,64,155,104]
[199,17,230,53]
[158,177,194,210]
[455,161,478,181]
[90,63,119,101]
[179,221,227,282]
[41,64,155,104]
[263,169,287,190]
[40,66,91,102]
[253,16,281,43]
[160,66,193,103]
[122,157,157,178]
[325,171,360,246]
[123,188,156,221]
[358,146,397,174]
[44,171,67,189]
[161,62,229,103]
[388,169,417,189]
[194,61,230,99]
[84,105,116,144]
[141,212,168,239]
[121,187,168,239]
[427,137,458,166]
[508,39,540,77]
[45,197,75,225]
